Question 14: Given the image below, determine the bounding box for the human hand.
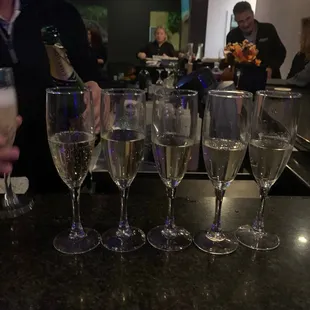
[138,52,147,60]
[85,81,101,133]
[266,67,272,79]
[0,116,22,174]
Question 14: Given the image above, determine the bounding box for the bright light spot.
[298,236,308,244]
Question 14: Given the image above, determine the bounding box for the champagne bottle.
[41,25,84,88]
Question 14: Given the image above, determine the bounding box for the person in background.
[287,17,310,87]
[87,25,107,69]
[0,0,103,193]
[137,26,175,60]
[226,1,286,79]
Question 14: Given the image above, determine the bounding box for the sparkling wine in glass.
[235,90,301,251]
[101,89,146,252]
[0,67,34,218]
[147,89,198,252]
[46,87,101,254]
[194,90,252,255]
[88,142,102,194]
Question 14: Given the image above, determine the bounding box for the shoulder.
[257,22,277,32]
[227,27,241,39]
[164,42,174,48]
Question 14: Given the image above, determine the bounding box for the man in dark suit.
[226,1,286,79]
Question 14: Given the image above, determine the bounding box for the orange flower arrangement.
[224,40,261,66]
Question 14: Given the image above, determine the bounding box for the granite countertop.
[0,179,310,309]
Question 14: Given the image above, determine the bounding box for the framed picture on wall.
[149,26,157,41]
[230,14,238,31]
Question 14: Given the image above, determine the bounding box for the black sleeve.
[287,54,300,79]
[98,45,107,62]
[167,43,176,57]
[268,24,286,70]
[43,1,100,82]
[137,43,149,58]
[226,30,233,44]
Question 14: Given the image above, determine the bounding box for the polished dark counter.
[1,179,310,309]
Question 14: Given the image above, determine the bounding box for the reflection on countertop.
[1,181,310,309]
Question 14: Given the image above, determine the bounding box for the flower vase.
[233,63,267,94]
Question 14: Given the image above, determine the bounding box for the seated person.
[87,26,107,69]
[287,17,310,87]
[137,26,175,60]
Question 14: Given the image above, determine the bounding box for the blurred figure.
[0,0,103,193]
[137,26,175,60]
[87,25,107,68]
[227,1,286,79]
[287,17,310,87]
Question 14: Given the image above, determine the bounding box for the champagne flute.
[156,69,164,85]
[194,90,252,255]
[235,90,301,251]
[147,89,198,252]
[0,67,34,218]
[88,142,102,194]
[101,89,146,252]
[46,87,101,254]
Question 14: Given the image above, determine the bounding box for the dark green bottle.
[41,25,84,88]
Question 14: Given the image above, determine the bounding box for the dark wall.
[188,0,208,47]
[71,0,181,64]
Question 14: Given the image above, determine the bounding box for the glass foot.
[102,227,146,253]
[235,225,280,251]
[53,228,101,255]
[0,194,34,219]
[147,225,192,252]
[194,231,238,255]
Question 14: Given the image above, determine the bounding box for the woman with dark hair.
[87,26,107,68]
[287,17,310,87]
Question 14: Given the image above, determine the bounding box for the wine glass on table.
[0,67,34,219]
[87,142,102,194]
[235,90,301,251]
[46,87,101,254]
[156,69,163,85]
[147,89,198,252]
[194,90,252,255]
[101,89,146,252]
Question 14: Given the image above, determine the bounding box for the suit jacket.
[226,20,286,78]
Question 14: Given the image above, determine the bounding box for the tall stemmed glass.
[147,89,198,251]
[101,89,146,252]
[0,67,34,218]
[194,90,252,255]
[236,90,301,251]
[156,69,164,85]
[46,87,101,254]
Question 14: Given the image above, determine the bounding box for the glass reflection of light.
[298,236,308,244]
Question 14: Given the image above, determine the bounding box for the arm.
[167,43,176,57]
[44,1,100,82]
[137,44,148,60]
[268,24,286,71]
[287,61,310,87]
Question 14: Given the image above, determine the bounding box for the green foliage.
[75,4,108,25]
[167,12,181,34]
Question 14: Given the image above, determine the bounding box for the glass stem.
[3,173,18,206]
[69,187,86,239]
[165,187,176,231]
[118,187,131,235]
[210,188,225,235]
[253,187,269,233]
